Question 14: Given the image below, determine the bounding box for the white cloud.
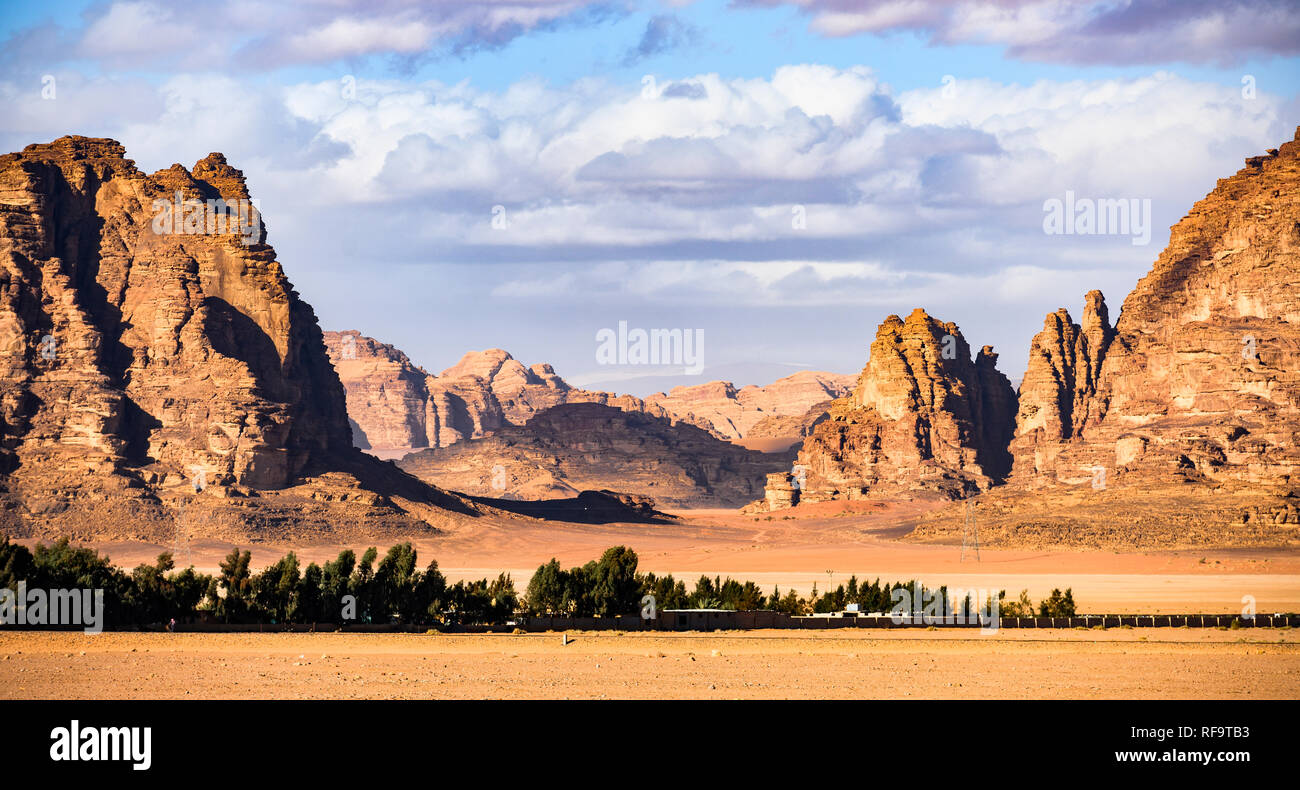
[0,62,1292,384]
[744,0,1300,65]
[279,16,438,62]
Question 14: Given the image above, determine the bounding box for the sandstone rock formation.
[759,472,800,511]
[747,399,834,440]
[322,332,431,453]
[757,309,1017,508]
[0,137,478,541]
[1010,132,1300,496]
[911,130,1300,549]
[645,371,854,440]
[324,333,851,458]
[397,403,795,508]
[323,336,686,457]
[1010,289,1114,483]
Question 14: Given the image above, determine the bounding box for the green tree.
[297,563,324,623]
[217,548,254,623]
[524,558,567,615]
[1039,588,1076,617]
[349,547,379,623]
[374,543,418,623]
[411,559,447,623]
[321,549,356,622]
[588,546,640,616]
[253,552,300,623]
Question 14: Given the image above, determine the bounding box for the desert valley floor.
[19,499,1300,614]
[4,629,1296,700]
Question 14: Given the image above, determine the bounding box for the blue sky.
[2,0,1298,393]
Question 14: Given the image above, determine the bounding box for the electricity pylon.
[960,499,980,562]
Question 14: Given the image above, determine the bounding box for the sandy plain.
[2,629,1296,700]
[33,499,1300,614]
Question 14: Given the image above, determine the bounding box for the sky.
[1,0,1298,395]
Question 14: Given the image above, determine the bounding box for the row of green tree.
[1,538,1074,626]
[523,547,1076,617]
[0,538,516,626]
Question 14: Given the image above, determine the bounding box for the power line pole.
[171,469,205,569]
[961,499,980,562]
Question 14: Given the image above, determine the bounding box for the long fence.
[508,611,1300,632]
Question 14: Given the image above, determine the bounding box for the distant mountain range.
[321,333,853,456]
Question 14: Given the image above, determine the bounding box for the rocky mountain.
[397,402,795,508]
[323,332,851,457]
[755,309,1018,509]
[746,399,835,442]
[322,335,684,456]
[1010,134,1300,495]
[911,129,1300,548]
[0,137,479,541]
[320,332,430,453]
[645,371,855,440]
[1009,289,1114,481]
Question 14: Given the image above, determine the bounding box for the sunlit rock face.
[784,308,1018,504]
[0,137,474,540]
[1011,129,1300,496]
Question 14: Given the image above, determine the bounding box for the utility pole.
[172,469,204,569]
[961,499,980,562]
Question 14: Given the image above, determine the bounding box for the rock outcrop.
[322,332,432,453]
[645,371,855,440]
[760,472,800,511]
[323,336,684,457]
[912,130,1300,549]
[397,402,795,508]
[324,333,851,457]
[0,137,478,540]
[758,309,1017,508]
[746,399,834,441]
[1010,290,1115,482]
[1010,131,1300,495]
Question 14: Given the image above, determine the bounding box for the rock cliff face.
[324,334,852,456]
[1011,131,1300,495]
[322,337,683,456]
[0,137,477,540]
[645,371,855,440]
[760,309,1017,507]
[321,332,431,453]
[397,403,794,508]
[746,399,834,442]
[912,131,1300,549]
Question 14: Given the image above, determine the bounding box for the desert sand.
[2,629,1295,700]
[45,499,1300,614]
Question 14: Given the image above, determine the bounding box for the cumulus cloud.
[0,59,1291,385]
[738,0,1300,65]
[265,66,1284,262]
[3,62,1286,276]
